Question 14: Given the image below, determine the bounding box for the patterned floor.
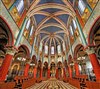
[27,78,78,89]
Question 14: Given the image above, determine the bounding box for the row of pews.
[0,76,42,89]
[63,75,100,89]
[28,78,78,89]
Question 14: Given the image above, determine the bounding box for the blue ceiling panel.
[42,8,61,13]
[42,26,62,33]
[57,14,69,24]
[45,18,59,24]
[34,14,46,25]
[38,0,65,5]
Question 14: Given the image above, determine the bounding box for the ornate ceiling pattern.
[26,0,75,46]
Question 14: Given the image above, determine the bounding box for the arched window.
[39,42,43,52]
[63,42,66,51]
[29,26,33,37]
[78,0,86,15]
[57,45,61,54]
[69,25,74,36]
[51,46,54,54]
[72,19,77,30]
[26,19,31,30]
[15,0,24,15]
[45,45,48,54]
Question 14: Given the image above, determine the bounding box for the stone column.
[74,62,80,76]
[0,47,16,81]
[86,47,100,82]
[24,62,30,77]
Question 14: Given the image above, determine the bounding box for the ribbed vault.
[26,0,75,62]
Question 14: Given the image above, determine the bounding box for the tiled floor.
[27,78,78,89]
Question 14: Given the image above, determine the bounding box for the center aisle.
[27,78,78,89]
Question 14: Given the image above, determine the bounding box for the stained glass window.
[72,19,77,29]
[39,42,42,52]
[45,45,48,54]
[26,19,30,29]
[15,0,24,14]
[63,42,66,51]
[29,26,33,36]
[69,25,74,36]
[51,46,54,54]
[57,45,61,54]
[78,0,86,14]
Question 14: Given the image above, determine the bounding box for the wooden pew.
[0,81,15,89]
[68,78,80,89]
[86,81,100,89]
[22,78,36,89]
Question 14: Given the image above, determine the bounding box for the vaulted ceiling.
[26,0,75,46]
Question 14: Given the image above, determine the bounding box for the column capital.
[5,46,17,55]
[85,47,95,55]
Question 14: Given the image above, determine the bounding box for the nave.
[0,0,100,89]
[28,78,78,89]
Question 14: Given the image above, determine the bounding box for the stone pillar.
[0,47,16,81]
[86,47,100,82]
[47,68,50,78]
[33,67,37,78]
[68,66,72,78]
[74,62,80,76]
[24,62,30,77]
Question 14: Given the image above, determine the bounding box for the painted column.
[48,46,51,66]
[47,68,50,78]
[15,17,28,47]
[75,17,87,46]
[33,67,37,78]
[24,62,30,77]
[42,45,45,63]
[0,47,16,81]
[86,47,100,82]
[68,66,72,78]
[30,36,37,58]
[74,62,80,76]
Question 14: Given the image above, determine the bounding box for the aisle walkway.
[27,78,78,89]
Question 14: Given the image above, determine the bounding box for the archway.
[0,17,14,67]
[68,55,74,78]
[50,62,56,77]
[42,61,48,78]
[74,44,95,80]
[37,60,42,78]
[32,55,37,78]
[88,17,100,62]
[8,45,30,79]
[57,61,63,80]
[64,60,69,77]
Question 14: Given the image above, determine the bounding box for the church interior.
[0,0,100,89]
